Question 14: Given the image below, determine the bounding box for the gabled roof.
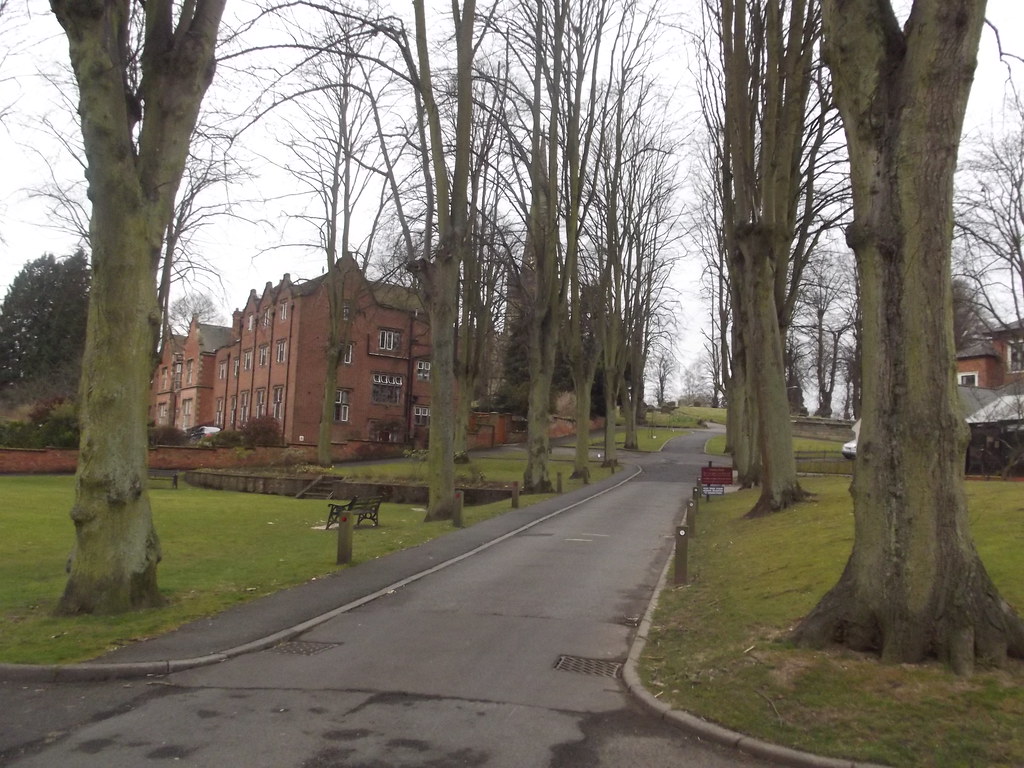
[197,324,234,353]
[372,282,424,313]
[957,340,1000,360]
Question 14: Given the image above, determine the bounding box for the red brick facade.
[149,257,433,447]
[956,326,1024,390]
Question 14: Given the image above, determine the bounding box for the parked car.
[188,425,221,442]
[842,439,857,460]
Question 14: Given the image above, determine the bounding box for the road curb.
[623,531,888,768]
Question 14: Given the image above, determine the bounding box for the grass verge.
[640,476,1024,767]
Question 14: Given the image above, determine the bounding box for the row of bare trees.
[43,0,682,611]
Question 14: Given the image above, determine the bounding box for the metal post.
[453,490,464,528]
[336,511,354,565]
[674,526,688,586]
[512,481,520,509]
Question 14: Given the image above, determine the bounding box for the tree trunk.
[793,0,1024,673]
[53,0,224,614]
[738,227,805,516]
[570,355,600,481]
[422,256,459,520]
[317,268,346,467]
[60,206,165,614]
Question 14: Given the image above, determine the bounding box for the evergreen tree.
[0,249,90,394]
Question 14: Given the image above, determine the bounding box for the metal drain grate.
[271,641,338,656]
[554,655,622,678]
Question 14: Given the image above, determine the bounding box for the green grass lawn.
[647,406,727,429]
[641,476,1024,767]
[581,427,689,453]
[0,452,612,665]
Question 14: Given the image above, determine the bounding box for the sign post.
[699,464,733,500]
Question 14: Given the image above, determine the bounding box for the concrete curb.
[0,464,643,684]
[622,539,888,768]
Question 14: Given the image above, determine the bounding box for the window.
[262,307,272,326]
[172,361,182,389]
[417,360,431,381]
[343,342,354,365]
[959,372,978,387]
[243,350,253,371]
[233,357,240,378]
[279,301,288,321]
[218,360,227,380]
[258,344,269,367]
[215,397,224,427]
[185,359,194,385]
[371,372,403,404]
[342,301,351,320]
[158,403,168,423]
[255,388,266,418]
[240,391,250,423]
[272,386,284,419]
[161,367,169,389]
[275,339,287,363]
[334,389,350,422]
[181,398,193,428]
[1010,341,1024,373]
[247,313,255,331]
[414,405,430,426]
[378,328,402,352]
[230,395,237,427]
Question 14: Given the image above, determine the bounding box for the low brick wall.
[1,414,602,475]
[184,470,513,505]
[0,441,405,475]
[790,417,856,443]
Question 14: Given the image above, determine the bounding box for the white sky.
[0,0,1021,380]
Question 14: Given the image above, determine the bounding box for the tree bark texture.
[793,0,1024,672]
[53,0,225,614]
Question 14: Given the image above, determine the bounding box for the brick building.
[956,320,1024,389]
[150,256,433,446]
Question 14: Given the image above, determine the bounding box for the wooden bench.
[326,496,383,529]
[149,469,179,489]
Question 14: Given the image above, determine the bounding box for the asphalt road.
[1,429,768,767]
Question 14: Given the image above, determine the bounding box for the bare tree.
[955,96,1024,329]
[793,0,1024,674]
[648,349,677,408]
[167,292,225,335]
[792,248,856,417]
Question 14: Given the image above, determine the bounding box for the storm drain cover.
[554,655,622,678]
[271,641,338,656]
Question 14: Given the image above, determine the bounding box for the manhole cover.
[554,655,622,678]
[271,641,338,656]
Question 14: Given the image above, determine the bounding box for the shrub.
[240,416,283,447]
[150,425,188,446]
[206,429,246,447]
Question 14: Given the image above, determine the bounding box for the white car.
[842,439,857,460]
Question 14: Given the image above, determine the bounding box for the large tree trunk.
[53,0,225,614]
[61,206,165,614]
[793,0,1024,673]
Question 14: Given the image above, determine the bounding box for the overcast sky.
[1,1,1021,376]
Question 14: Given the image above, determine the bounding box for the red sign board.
[701,465,733,486]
